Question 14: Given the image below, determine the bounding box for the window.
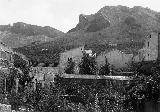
[148,42,149,47]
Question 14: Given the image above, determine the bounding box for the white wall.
[59,46,84,73]
[96,49,133,69]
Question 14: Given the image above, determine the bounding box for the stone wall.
[96,49,133,69]
[138,32,158,61]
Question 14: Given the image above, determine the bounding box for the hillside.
[0,22,64,38]
[14,6,160,64]
[0,22,65,48]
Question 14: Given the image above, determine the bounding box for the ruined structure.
[97,32,160,71]
[96,49,133,69]
[59,46,84,74]
[137,32,159,61]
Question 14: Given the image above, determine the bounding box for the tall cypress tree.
[99,57,110,75]
[79,52,97,75]
[65,58,75,74]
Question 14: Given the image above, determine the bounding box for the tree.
[124,61,160,111]
[99,57,110,75]
[65,58,75,74]
[5,59,34,110]
[79,52,97,75]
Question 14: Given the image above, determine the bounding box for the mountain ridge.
[0,22,64,38]
[0,22,65,48]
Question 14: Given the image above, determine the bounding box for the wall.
[97,32,160,70]
[96,49,133,69]
[59,46,84,73]
[138,32,158,61]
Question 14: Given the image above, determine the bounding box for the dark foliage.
[124,61,160,111]
[99,57,110,75]
[65,58,75,74]
[6,67,20,93]
[79,53,97,75]
[53,75,128,112]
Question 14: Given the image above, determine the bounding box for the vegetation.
[65,58,75,74]
[3,59,160,112]
[5,58,33,110]
[0,22,64,38]
[1,5,160,112]
[1,44,159,112]
[79,52,97,75]
[99,57,110,75]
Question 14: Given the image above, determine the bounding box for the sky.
[0,0,160,33]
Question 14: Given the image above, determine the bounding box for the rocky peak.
[68,11,110,33]
[68,5,160,33]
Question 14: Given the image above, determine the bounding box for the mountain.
[0,22,65,48]
[14,6,160,64]
[69,6,160,33]
[0,22,64,38]
[64,5,160,52]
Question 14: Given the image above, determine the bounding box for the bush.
[124,61,160,111]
